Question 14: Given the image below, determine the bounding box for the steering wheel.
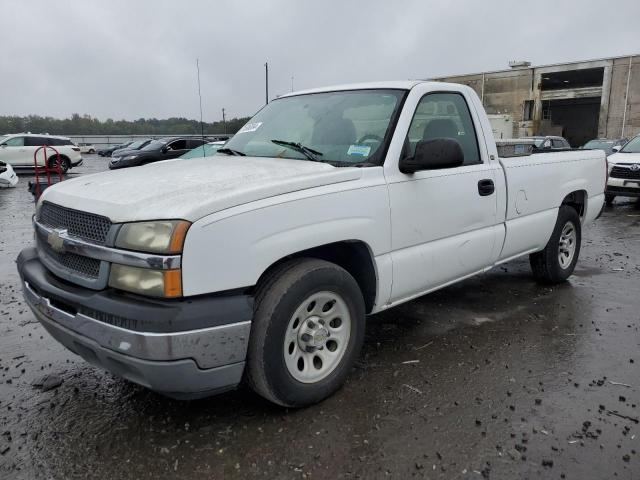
[357,134,384,144]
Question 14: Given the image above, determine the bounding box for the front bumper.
[17,247,254,399]
[109,157,141,169]
[607,177,640,198]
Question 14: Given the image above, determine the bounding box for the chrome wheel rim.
[558,221,577,269]
[283,291,351,383]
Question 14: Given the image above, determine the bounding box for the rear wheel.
[88,148,95,154]
[246,258,365,407]
[605,193,615,205]
[529,205,581,283]
[48,156,70,173]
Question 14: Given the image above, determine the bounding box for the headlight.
[608,162,615,173]
[123,155,138,160]
[115,220,190,254]
[109,264,182,298]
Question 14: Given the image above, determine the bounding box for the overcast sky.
[2,0,639,122]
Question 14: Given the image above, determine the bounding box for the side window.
[5,136,25,146]
[188,139,206,149]
[25,137,47,147]
[405,92,481,166]
[168,140,188,151]
[552,139,564,148]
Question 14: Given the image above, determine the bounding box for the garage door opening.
[540,97,601,147]
[540,68,604,90]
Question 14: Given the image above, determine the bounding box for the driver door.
[384,86,502,303]
[164,139,189,159]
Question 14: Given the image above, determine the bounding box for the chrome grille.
[39,237,101,279]
[46,249,101,279]
[611,165,640,180]
[39,202,112,244]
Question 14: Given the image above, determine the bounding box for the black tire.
[246,258,365,407]
[605,194,615,205]
[48,156,70,173]
[529,205,581,283]
[88,149,95,154]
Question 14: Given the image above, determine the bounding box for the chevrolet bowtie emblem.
[47,229,67,253]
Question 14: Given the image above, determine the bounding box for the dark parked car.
[525,136,571,150]
[582,138,628,156]
[112,138,153,157]
[178,141,226,159]
[108,137,207,169]
[98,142,133,157]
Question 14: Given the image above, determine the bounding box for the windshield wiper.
[271,140,323,162]
[217,148,245,156]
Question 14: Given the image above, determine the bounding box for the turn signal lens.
[163,269,183,298]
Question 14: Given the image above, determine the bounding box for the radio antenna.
[196,59,206,157]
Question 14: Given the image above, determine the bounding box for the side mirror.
[612,145,621,153]
[161,145,169,153]
[399,138,464,174]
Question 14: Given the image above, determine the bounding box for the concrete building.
[433,54,639,146]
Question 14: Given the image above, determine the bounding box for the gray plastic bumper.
[36,308,245,399]
[18,248,254,399]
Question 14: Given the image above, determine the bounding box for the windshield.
[620,136,640,153]
[526,137,546,148]
[127,140,147,150]
[222,89,405,165]
[180,143,223,159]
[583,140,616,152]
[141,139,169,151]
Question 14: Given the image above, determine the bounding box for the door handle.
[478,179,495,196]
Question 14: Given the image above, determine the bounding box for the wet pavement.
[0,156,639,479]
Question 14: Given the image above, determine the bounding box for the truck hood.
[40,156,362,222]
[609,152,640,164]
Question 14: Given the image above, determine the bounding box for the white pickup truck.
[18,81,606,407]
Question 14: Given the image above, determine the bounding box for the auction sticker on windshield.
[347,144,371,157]
[237,122,262,134]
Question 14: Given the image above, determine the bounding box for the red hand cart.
[28,145,64,200]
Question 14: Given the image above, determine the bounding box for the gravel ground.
[0,156,639,479]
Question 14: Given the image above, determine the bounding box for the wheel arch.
[253,240,378,314]
[561,190,587,219]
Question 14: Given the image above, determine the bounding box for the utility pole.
[222,108,226,134]
[196,59,204,143]
[264,62,269,104]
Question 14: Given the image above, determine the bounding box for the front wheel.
[246,258,365,407]
[529,205,581,283]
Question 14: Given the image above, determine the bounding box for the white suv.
[0,133,83,172]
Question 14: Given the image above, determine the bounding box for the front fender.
[181,182,391,296]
